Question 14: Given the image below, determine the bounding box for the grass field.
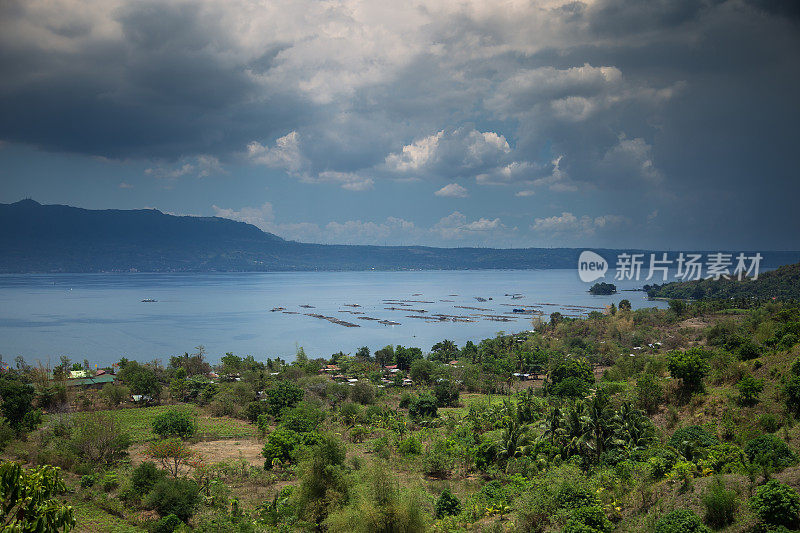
[69,499,147,533]
[67,404,258,443]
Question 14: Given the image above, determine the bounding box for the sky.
[0,0,799,250]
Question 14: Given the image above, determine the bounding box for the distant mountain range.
[2,199,799,274]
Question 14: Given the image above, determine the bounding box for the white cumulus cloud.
[435,183,469,198]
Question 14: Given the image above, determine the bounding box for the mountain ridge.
[2,200,799,273]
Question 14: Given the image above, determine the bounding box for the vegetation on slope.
[3,297,800,531]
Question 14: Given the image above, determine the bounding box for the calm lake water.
[0,270,666,367]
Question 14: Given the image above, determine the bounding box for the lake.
[0,270,666,367]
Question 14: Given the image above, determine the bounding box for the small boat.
[141,298,157,303]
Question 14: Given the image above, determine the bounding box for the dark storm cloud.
[0,1,303,159]
[0,0,799,247]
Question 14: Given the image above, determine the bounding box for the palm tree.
[580,391,617,464]
[615,403,656,452]
[540,406,563,446]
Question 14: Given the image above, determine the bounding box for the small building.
[64,373,116,389]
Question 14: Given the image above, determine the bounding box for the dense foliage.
[6,296,800,531]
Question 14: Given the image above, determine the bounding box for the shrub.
[153,514,183,533]
[433,380,459,407]
[100,383,131,407]
[71,412,131,468]
[0,372,37,431]
[280,402,325,433]
[654,509,711,533]
[636,374,663,414]
[737,340,761,361]
[349,426,369,443]
[423,439,454,478]
[750,480,800,528]
[0,420,14,452]
[266,381,304,417]
[780,333,799,350]
[351,382,375,405]
[760,413,781,433]
[398,436,422,456]
[339,402,361,426]
[744,434,797,470]
[701,477,737,528]
[564,505,612,533]
[548,359,594,396]
[434,489,461,518]
[101,472,119,491]
[80,474,95,489]
[145,478,200,522]
[408,394,438,421]
[398,392,412,409]
[294,434,348,525]
[372,436,391,459]
[262,428,301,469]
[152,409,197,440]
[552,377,591,398]
[555,484,599,510]
[737,376,764,406]
[245,401,269,423]
[667,348,710,394]
[668,425,719,450]
[703,443,746,474]
[131,461,166,493]
[784,375,800,415]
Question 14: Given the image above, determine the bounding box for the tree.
[430,340,458,363]
[395,346,422,371]
[409,359,434,385]
[145,477,200,522]
[355,346,371,361]
[146,439,194,477]
[294,434,349,525]
[668,299,687,316]
[461,341,478,363]
[635,374,663,414]
[434,489,461,518]
[618,299,632,312]
[100,382,130,407]
[667,349,710,395]
[737,376,764,406]
[0,371,37,431]
[266,381,304,417]
[548,358,594,397]
[374,345,395,367]
[408,394,438,421]
[152,409,197,440]
[117,361,162,402]
[169,347,211,376]
[0,461,75,532]
[581,390,617,463]
[750,480,800,529]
